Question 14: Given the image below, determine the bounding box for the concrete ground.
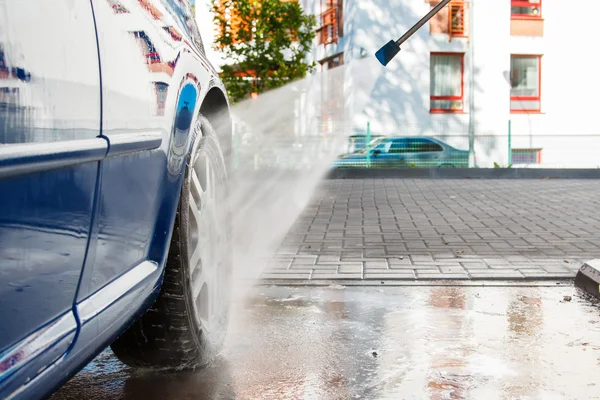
[261,180,600,283]
[50,179,600,399]
[51,285,600,400]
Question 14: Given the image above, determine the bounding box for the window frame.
[511,0,542,19]
[318,0,343,45]
[449,0,467,39]
[319,53,344,71]
[430,52,465,114]
[510,54,542,114]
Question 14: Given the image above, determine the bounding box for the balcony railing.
[449,1,466,40]
[318,7,338,45]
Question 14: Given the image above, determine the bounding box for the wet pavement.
[52,284,600,400]
[262,180,600,282]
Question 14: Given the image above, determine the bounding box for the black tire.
[111,116,231,370]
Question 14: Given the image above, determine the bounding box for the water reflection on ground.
[52,285,600,400]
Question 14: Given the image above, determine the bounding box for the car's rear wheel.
[111,115,231,370]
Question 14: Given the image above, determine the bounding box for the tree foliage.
[213,0,316,103]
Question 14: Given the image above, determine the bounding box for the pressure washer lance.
[375,0,453,66]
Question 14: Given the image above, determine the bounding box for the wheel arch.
[199,87,232,172]
[148,85,232,282]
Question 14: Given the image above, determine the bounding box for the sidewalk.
[261,179,600,283]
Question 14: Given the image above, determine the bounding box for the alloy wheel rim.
[186,136,229,342]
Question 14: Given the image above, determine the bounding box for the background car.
[345,134,383,154]
[332,136,469,168]
[0,1,232,399]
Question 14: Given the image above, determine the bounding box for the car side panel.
[7,264,163,400]
[77,0,214,301]
[0,1,102,397]
[2,0,230,398]
[375,139,407,167]
[408,139,443,167]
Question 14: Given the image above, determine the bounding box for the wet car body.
[0,1,231,399]
[333,136,469,168]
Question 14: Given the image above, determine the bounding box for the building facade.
[303,0,600,167]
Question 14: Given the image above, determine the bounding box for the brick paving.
[260,179,600,282]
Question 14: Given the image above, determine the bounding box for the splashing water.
[222,58,381,296]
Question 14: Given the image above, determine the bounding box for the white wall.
[509,0,600,167]
[306,0,600,167]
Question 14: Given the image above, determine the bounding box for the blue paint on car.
[0,1,230,398]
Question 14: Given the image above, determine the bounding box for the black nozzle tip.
[375,40,401,66]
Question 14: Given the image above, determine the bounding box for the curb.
[326,168,600,180]
[258,279,573,287]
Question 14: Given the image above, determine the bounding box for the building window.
[511,148,542,164]
[430,53,464,113]
[510,55,541,112]
[511,0,541,18]
[449,1,466,40]
[318,0,343,45]
[320,53,343,70]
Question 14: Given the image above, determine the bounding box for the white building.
[301,0,600,167]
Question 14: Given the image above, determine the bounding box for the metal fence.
[228,61,600,171]
[230,120,600,171]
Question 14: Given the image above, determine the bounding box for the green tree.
[213,0,316,103]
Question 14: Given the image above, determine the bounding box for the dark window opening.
[511,0,541,18]
[430,53,464,112]
[510,55,541,112]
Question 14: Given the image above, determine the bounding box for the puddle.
[52,285,600,400]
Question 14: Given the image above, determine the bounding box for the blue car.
[333,137,469,168]
[0,1,232,398]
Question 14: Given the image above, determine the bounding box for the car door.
[0,1,102,394]
[75,0,211,304]
[408,138,444,167]
[372,139,408,167]
[387,138,411,167]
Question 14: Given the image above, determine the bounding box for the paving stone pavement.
[260,179,600,282]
